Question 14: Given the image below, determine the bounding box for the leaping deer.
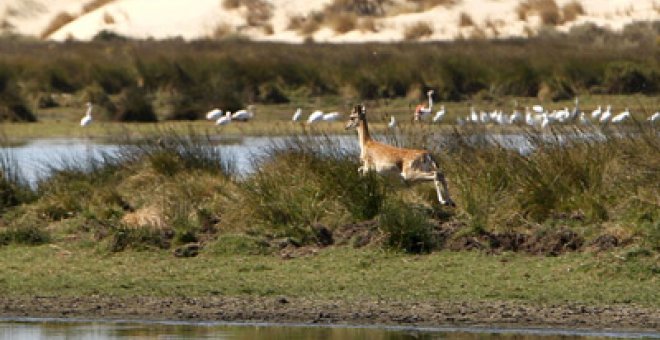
[345,104,456,207]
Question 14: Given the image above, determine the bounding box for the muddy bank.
[1,296,657,331]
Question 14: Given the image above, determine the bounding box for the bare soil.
[1,296,658,331]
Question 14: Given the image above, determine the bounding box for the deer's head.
[345,104,366,130]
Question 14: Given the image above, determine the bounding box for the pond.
[1,131,600,186]
[1,319,655,339]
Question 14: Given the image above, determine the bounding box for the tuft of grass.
[378,198,435,253]
[403,21,434,40]
[458,12,474,27]
[40,12,76,39]
[561,1,585,22]
[517,0,561,25]
[329,13,358,34]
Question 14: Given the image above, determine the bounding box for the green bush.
[604,61,658,94]
[378,198,435,253]
[114,86,157,122]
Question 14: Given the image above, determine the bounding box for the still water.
[1,133,544,186]
[1,319,656,340]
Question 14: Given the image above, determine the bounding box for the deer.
[345,104,456,207]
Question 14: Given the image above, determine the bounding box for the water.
[1,319,657,339]
[0,131,602,186]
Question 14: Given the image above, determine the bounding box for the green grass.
[0,245,656,306]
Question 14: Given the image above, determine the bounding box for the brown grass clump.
[358,17,379,32]
[289,14,323,36]
[81,0,116,14]
[403,21,434,40]
[40,12,76,39]
[517,0,561,26]
[562,1,585,22]
[329,13,358,34]
[459,12,474,27]
[103,12,115,24]
[326,0,389,16]
[121,206,167,230]
[222,0,241,10]
[212,23,234,39]
[407,0,456,11]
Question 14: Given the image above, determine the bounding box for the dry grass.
[407,0,456,11]
[103,12,115,24]
[562,1,585,22]
[121,206,167,230]
[222,0,240,10]
[403,21,434,40]
[358,17,379,32]
[329,13,358,34]
[459,12,474,27]
[81,0,116,14]
[212,23,234,39]
[325,0,389,16]
[40,12,76,39]
[517,0,561,26]
[288,14,323,36]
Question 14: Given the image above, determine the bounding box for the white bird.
[432,105,445,123]
[599,105,612,123]
[470,106,479,123]
[307,110,324,124]
[232,105,255,121]
[322,112,342,122]
[388,116,397,129]
[510,110,522,124]
[611,108,630,123]
[540,114,550,129]
[414,90,434,121]
[591,105,602,119]
[532,105,544,114]
[80,102,93,127]
[648,112,660,123]
[292,108,302,122]
[206,108,222,120]
[480,111,490,124]
[215,112,232,125]
[525,107,534,126]
[579,112,590,125]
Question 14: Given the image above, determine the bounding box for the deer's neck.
[357,119,371,151]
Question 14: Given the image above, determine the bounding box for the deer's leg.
[402,170,455,207]
[434,171,455,207]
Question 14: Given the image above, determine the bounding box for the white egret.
[307,110,324,124]
[611,108,630,123]
[322,112,342,121]
[216,112,232,125]
[532,105,544,114]
[599,105,612,123]
[648,112,660,123]
[232,105,255,121]
[80,102,93,127]
[432,105,445,123]
[579,112,590,125]
[206,108,222,120]
[388,115,397,129]
[292,108,302,122]
[591,105,602,119]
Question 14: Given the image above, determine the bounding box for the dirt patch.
[0,296,657,331]
[333,220,381,248]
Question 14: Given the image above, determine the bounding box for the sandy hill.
[1,0,658,42]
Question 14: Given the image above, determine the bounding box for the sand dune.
[1,0,658,42]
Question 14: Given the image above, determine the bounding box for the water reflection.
[0,320,652,340]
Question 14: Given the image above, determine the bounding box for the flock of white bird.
[79,99,660,128]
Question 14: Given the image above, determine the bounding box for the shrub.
[378,198,435,253]
[458,12,474,27]
[114,86,157,122]
[0,66,36,122]
[517,0,561,25]
[403,22,434,40]
[329,13,357,34]
[561,1,584,22]
[604,61,658,94]
[40,12,76,39]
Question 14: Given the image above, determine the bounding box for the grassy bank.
[0,245,657,306]
[0,123,658,309]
